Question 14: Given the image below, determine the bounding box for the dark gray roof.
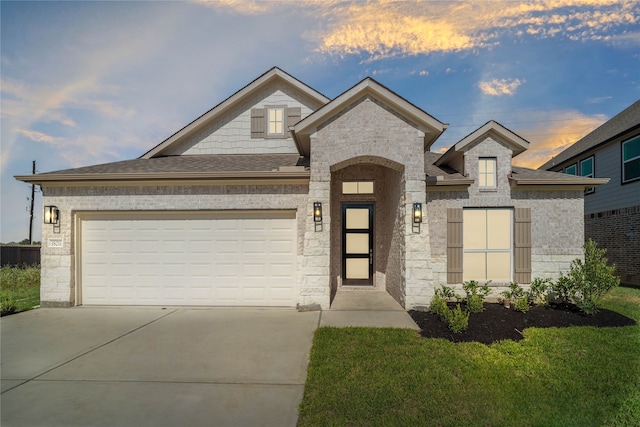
[37,154,308,175]
[511,166,600,182]
[424,151,469,181]
[15,154,310,184]
[540,100,640,170]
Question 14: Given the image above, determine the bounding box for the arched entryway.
[329,156,404,304]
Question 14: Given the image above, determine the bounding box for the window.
[623,135,640,183]
[463,209,512,282]
[267,107,284,136]
[564,164,577,175]
[580,157,594,194]
[342,181,374,194]
[479,158,497,188]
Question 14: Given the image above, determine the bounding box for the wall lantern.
[44,206,60,224]
[413,203,422,224]
[412,202,422,233]
[313,201,323,232]
[44,205,61,233]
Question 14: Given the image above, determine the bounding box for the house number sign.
[48,238,64,248]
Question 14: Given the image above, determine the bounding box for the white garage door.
[80,211,297,306]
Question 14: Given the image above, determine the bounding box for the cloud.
[479,78,525,96]
[201,0,638,60]
[512,110,607,168]
[17,129,58,144]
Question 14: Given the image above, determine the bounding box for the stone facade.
[585,205,640,286]
[300,96,433,309]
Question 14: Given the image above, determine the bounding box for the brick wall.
[585,205,640,286]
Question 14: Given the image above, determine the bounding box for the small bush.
[554,239,620,314]
[502,282,531,313]
[429,286,470,333]
[445,304,470,333]
[462,280,490,313]
[529,278,552,305]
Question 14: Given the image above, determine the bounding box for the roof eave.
[425,176,474,186]
[508,177,610,186]
[15,170,311,185]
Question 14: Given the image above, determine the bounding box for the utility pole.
[29,160,35,244]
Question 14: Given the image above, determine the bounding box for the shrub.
[429,286,470,333]
[502,282,531,313]
[446,304,470,333]
[554,239,620,314]
[462,280,490,313]
[529,278,552,306]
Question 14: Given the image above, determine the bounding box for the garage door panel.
[81,212,297,306]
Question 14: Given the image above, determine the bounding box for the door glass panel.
[346,233,369,254]
[346,258,370,279]
[487,252,511,281]
[346,209,369,229]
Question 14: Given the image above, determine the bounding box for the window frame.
[622,135,640,184]
[462,208,513,283]
[580,156,595,194]
[564,164,577,175]
[266,106,286,138]
[478,158,497,190]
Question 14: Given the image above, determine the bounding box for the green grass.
[299,287,640,426]
[0,265,40,315]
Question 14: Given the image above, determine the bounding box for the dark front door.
[342,204,374,286]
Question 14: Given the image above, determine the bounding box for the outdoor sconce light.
[412,202,422,233]
[413,203,422,224]
[44,205,61,233]
[313,201,323,232]
[44,206,60,225]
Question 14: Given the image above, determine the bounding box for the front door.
[342,204,374,286]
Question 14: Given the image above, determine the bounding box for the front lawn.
[0,265,40,316]
[298,286,640,426]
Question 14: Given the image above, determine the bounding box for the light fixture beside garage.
[44,205,61,234]
[314,201,323,232]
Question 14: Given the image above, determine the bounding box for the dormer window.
[479,158,497,189]
[267,107,285,136]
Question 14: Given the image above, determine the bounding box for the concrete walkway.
[320,290,420,330]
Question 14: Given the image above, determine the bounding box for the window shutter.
[514,208,531,284]
[286,107,301,136]
[251,108,265,139]
[447,208,463,284]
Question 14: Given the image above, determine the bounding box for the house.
[16,67,607,309]
[540,100,640,286]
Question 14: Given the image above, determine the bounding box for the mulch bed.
[409,303,637,344]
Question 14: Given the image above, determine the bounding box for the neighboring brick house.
[540,100,640,286]
[16,67,607,309]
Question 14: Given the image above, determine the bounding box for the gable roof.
[15,154,309,185]
[292,78,448,157]
[141,67,330,159]
[435,120,530,168]
[539,100,640,170]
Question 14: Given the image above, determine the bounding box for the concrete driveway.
[1,307,320,427]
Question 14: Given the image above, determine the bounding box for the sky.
[1,0,639,243]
